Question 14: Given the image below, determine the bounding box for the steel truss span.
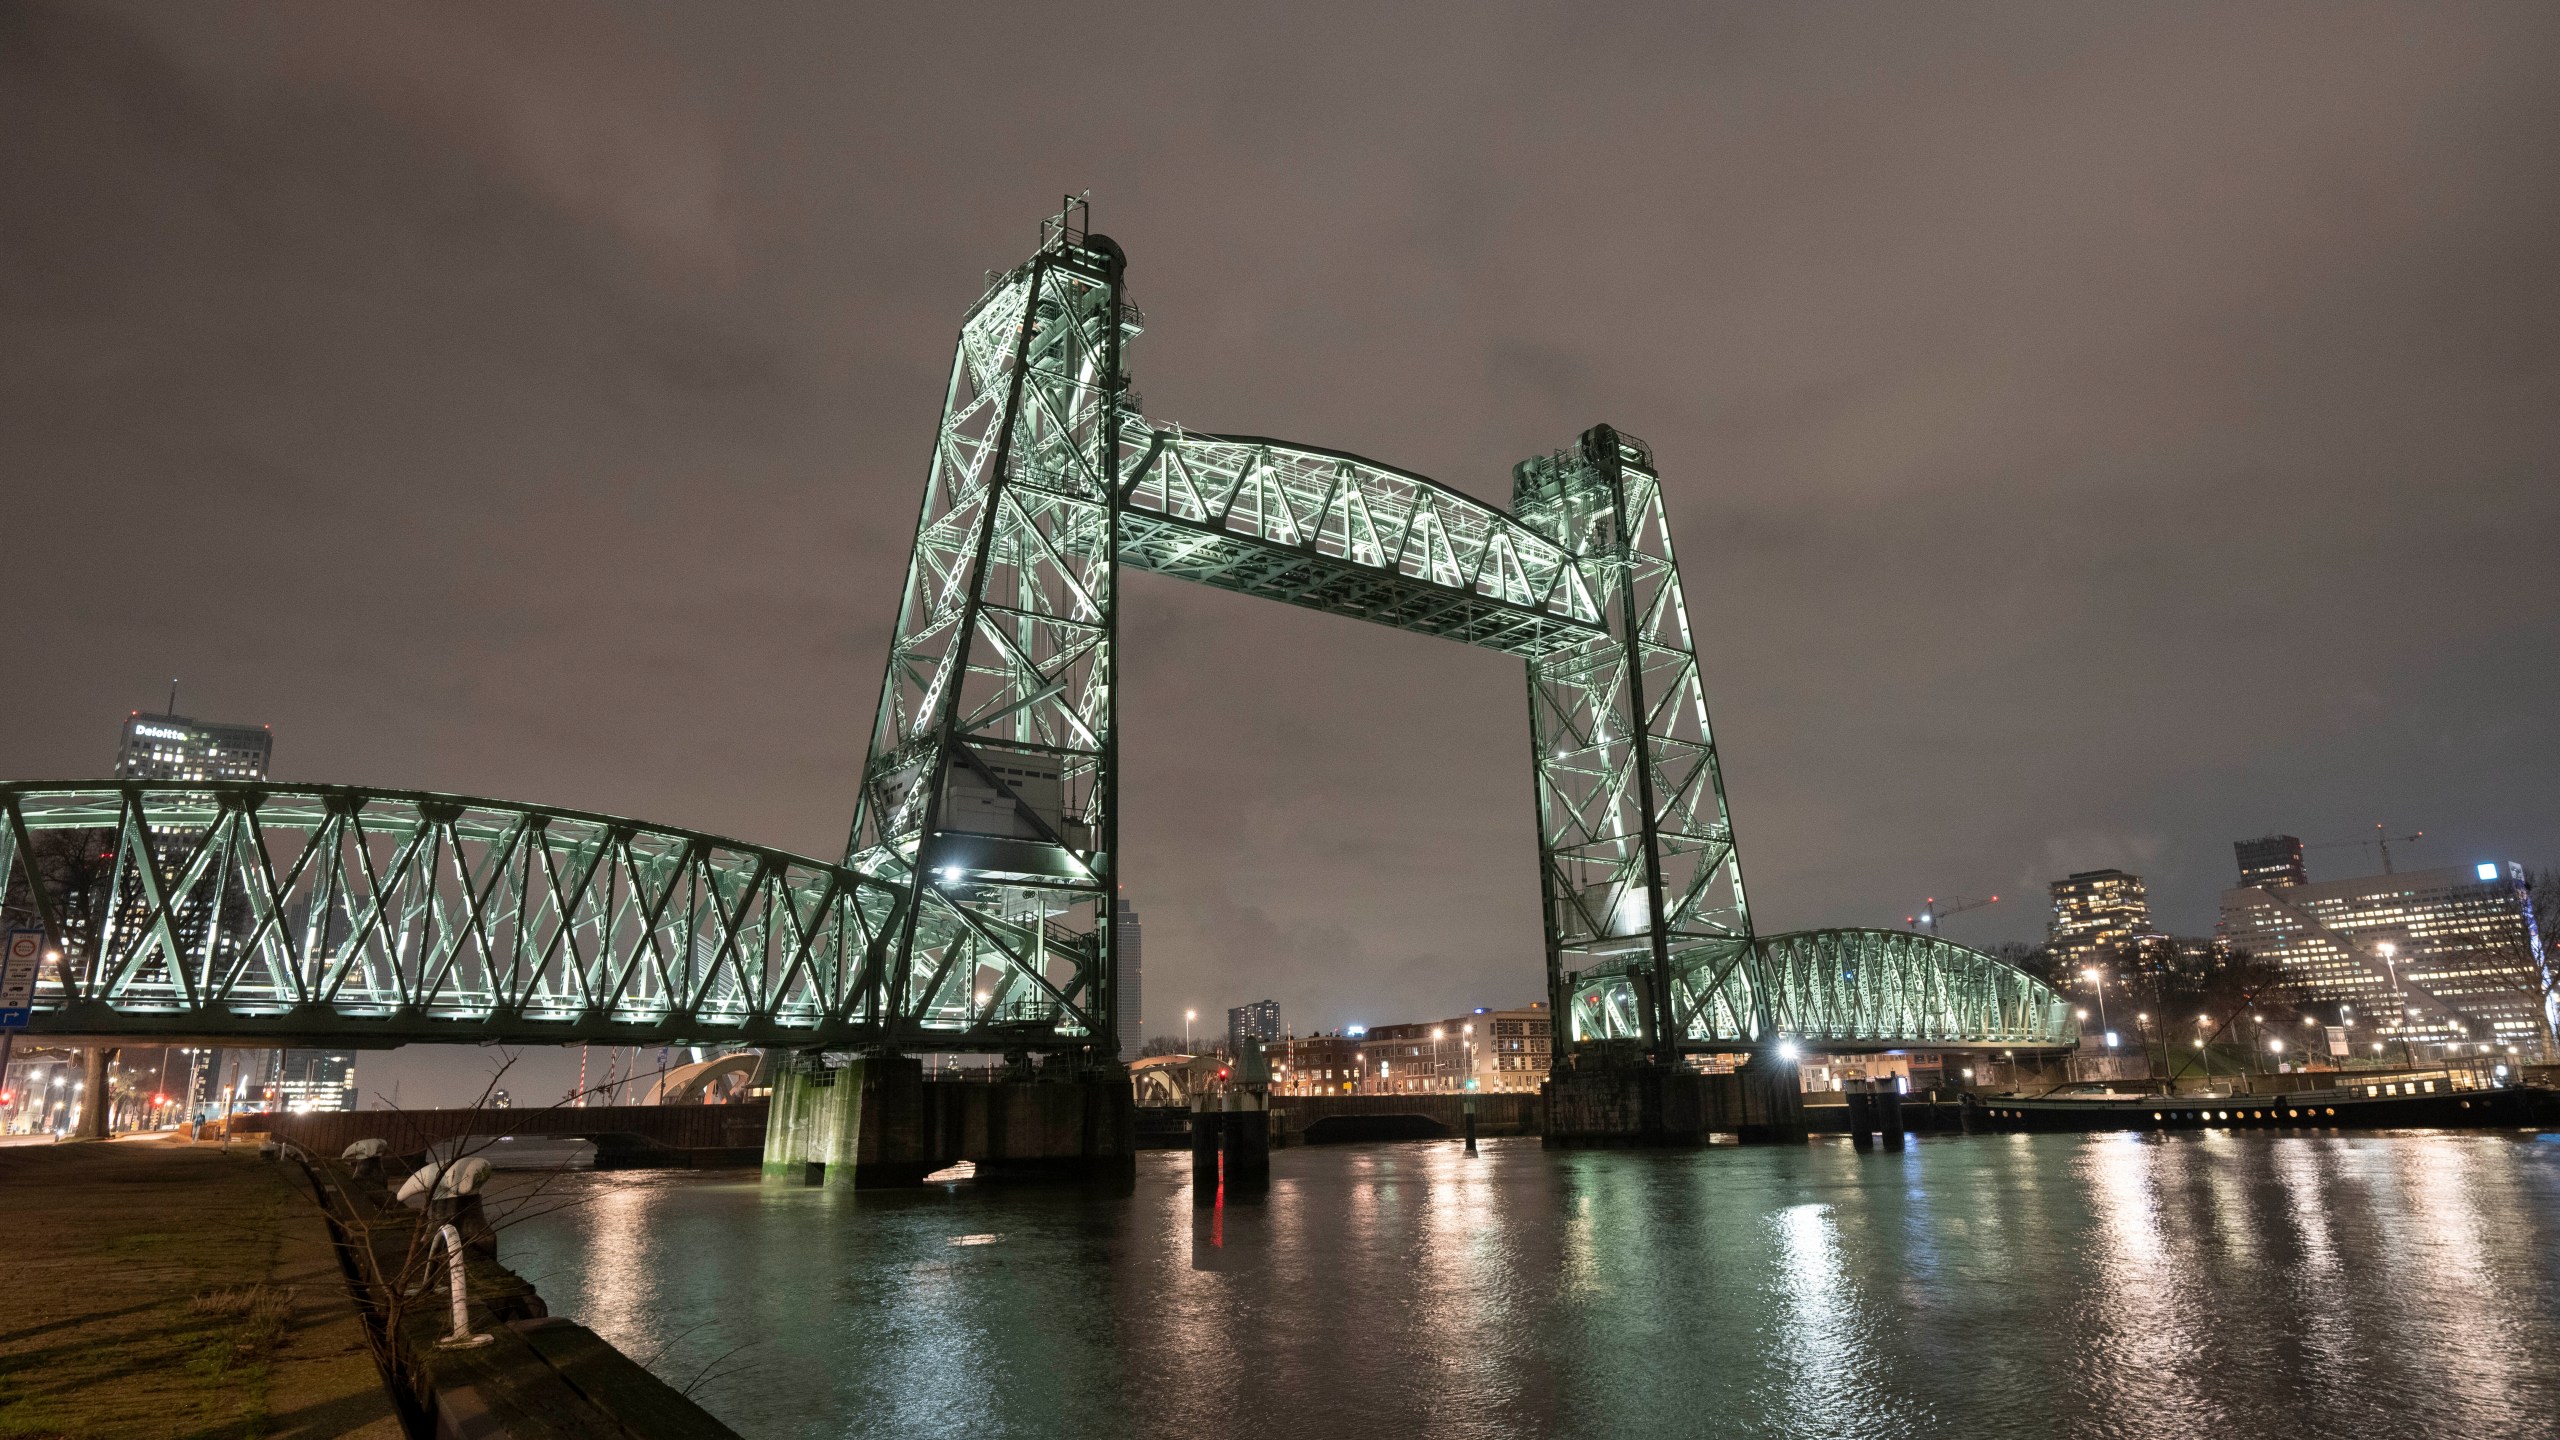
[7,203,2073,1057]
[1568,928,2076,1052]
[0,783,923,1045]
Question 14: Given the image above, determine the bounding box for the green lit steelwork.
[0,782,905,1043]
[3,205,2074,1057]
[1568,928,2077,1052]
[841,202,1128,1059]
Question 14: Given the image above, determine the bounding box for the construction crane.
[2310,824,2426,875]
[1906,895,1998,935]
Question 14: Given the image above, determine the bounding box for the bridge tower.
[843,200,1131,1065]
[1514,428,1753,1066]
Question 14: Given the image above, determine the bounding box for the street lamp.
[1184,1009,1197,1050]
[2376,941,2413,1067]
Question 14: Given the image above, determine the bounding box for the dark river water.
[498,1132,2560,1440]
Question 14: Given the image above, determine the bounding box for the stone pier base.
[762,1055,1136,1188]
[1543,1057,1805,1147]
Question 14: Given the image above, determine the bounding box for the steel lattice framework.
[3,203,2073,1056]
[0,784,905,1043]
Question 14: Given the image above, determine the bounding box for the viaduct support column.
[75,1046,113,1141]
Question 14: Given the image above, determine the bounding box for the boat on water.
[1965,1074,2558,1133]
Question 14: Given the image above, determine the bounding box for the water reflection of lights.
[2074,1135,2211,1419]
[491,1140,2560,1437]
[1768,1202,1870,1428]
[568,1177,659,1343]
[2383,1139,2540,1425]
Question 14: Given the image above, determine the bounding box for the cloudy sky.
[4,2,2555,1101]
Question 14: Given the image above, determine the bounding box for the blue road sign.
[0,929,43,1029]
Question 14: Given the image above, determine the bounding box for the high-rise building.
[1227,999,1281,1055]
[1116,895,1143,1064]
[276,1050,357,1112]
[2220,859,2552,1050]
[2047,870,2152,972]
[115,710,272,782]
[105,707,275,1121]
[2235,835,2307,890]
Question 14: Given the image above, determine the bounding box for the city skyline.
[2,3,2555,1065]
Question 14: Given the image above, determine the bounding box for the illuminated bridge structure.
[1,205,2073,1059]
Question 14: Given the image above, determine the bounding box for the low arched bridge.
[1565,927,2077,1054]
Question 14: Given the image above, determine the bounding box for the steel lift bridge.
[0,205,2073,1064]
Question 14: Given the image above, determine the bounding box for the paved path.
[0,1138,401,1439]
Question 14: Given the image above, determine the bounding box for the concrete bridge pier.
[1543,1054,1805,1147]
[1877,1085,1907,1151]
[761,1053,1136,1189]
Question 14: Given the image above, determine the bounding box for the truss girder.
[1116,433,1607,657]
[1563,928,2078,1053]
[0,783,923,1044]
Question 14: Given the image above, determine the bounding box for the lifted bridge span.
[0,204,2073,1063]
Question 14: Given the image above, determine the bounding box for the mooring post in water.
[1190,1092,1220,1205]
[1222,1090,1271,1195]
[1464,1095,1479,1156]
[1846,1080,1875,1150]
[1879,1084,1906,1151]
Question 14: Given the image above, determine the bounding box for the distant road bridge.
[0,203,2074,1061]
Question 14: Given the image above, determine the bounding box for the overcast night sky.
[3,2,2556,1103]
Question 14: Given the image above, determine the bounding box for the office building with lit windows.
[115,711,272,782]
[2047,870,2153,972]
[276,1050,358,1112]
[1479,1005,1553,1091]
[1351,1006,1551,1094]
[97,709,277,1115]
[2234,835,2307,890]
[2219,859,2552,1050]
[1228,999,1282,1056]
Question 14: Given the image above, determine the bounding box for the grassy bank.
[0,1138,399,1440]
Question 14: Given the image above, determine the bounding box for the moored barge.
[1965,1077,2557,1133]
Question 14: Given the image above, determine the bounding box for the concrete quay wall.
[1262,1092,1544,1141]
[241,1103,768,1167]
[1544,1062,1805,1146]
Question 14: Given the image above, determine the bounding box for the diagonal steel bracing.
[3,204,2073,1057]
[0,783,904,1044]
